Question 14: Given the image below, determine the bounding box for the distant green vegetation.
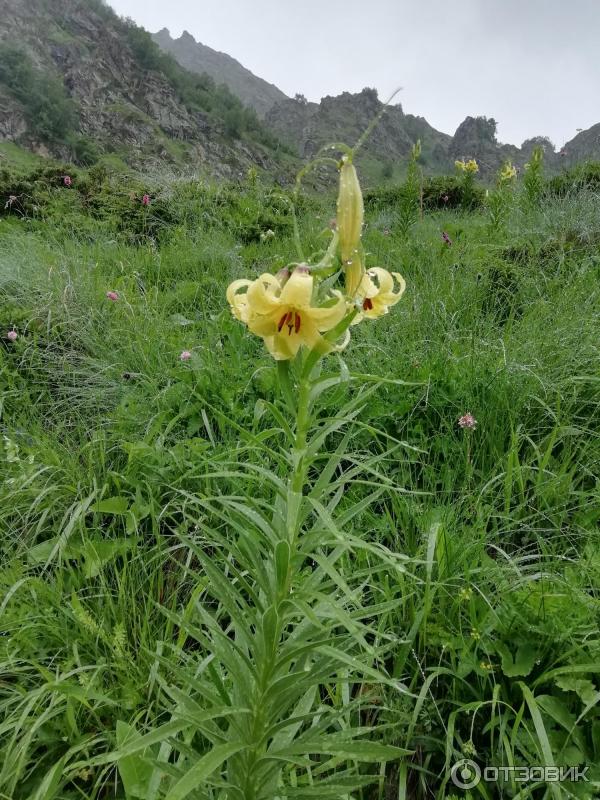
[119,17,289,151]
[1,153,600,798]
[0,44,77,142]
[0,4,291,167]
[0,44,100,164]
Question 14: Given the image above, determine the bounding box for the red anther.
[278,313,288,332]
[294,312,301,333]
[363,298,373,311]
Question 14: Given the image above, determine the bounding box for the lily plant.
[106,146,413,800]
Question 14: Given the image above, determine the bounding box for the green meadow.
[1,153,599,799]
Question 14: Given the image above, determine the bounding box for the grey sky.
[109,0,600,147]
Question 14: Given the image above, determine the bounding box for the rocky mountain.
[265,89,600,179]
[265,88,451,178]
[0,0,597,183]
[266,92,586,179]
[152,28,287,118]
[562,123,600,166]
[448,117,565,174]
[0,0,288,177]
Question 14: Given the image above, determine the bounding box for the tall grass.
[1,166,599,798]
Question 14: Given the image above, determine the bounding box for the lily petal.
[306,291,347,331]
[368,267,395,295]
[246,273,282,315]
[226,279,252,321]
[279,269,313,308]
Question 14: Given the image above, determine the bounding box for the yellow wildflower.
[228,267,347,361]
[499,161,517,182]
[227,278,255,323]
[456,158,479,174]
[353,267,406,323]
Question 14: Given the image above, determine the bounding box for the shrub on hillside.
[546,161,600,197]
[365,174,485,212]
[0,45,79,145]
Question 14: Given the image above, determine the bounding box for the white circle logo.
[451,759,481,789]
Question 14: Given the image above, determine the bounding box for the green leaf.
[165,742,247,800]
[496,642,537,677]
[29,756,67,800]
[168,313,194,326]
[274,540,290,595]
[116,721,156,799]
[519,683,562,800]
[92,496,130,515]
[278,738,412,761]
[555,675,600,705]
[27,538,58,564]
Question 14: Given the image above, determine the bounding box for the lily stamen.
[278,312,290,332]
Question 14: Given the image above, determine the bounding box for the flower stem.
[286,366,311,545]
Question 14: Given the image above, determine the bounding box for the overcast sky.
[109,0,599,147]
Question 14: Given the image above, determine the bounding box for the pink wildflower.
[458,413,477,430]
[442,231,452,245]
[63,175,72,187]
[106,291,119,302]
[180,350,192,361]
[142,194,150,206]
[6,330,18,342]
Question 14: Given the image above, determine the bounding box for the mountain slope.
[267,90,599,178]
[153,28,287,118]
[563,123,600,166]
[265,88,451,181]
[0,0,288,177]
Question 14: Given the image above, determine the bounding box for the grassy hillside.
[1,154,600,798]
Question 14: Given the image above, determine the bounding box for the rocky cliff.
[152,28,288,118]
[0,0,285,177]
[0,0,597,182]
[265,88,451,179]
[266,90,595,178]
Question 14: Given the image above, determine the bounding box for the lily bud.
[344,254,364,299]
[336,155,364,263]
[275,267,291,287]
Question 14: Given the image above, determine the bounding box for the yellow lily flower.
[499,161,517,182]
[229,267,347,361]
[226,278,254,323]
[353,267,406,322]
[456,158,479,174]
[226,271,288,324]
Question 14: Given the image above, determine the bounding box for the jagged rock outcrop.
[562,124,600,166]
[267,90,599,178]
[152,28,287,118]
[1,0,598,180]
[266,88,451,174]
[0,0,281,177]
[449,120,563,174]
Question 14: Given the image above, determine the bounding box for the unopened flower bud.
[336,155,364,263]
[275,267,291,286]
